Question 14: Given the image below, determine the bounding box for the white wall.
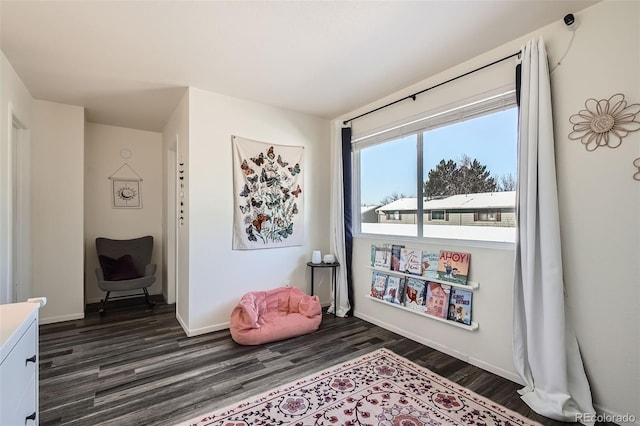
[343,1,639,422]
[550,1,639,421]
[84,123,164,303]
[183,87,330,335]
[162,89,189,319]
[0,52,33,305]
[31,100,85,323]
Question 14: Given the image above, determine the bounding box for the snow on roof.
[374,198,417,212]
[361,205,380,214]
[376,191,515,212]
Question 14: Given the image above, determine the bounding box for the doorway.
[11,117,31,303]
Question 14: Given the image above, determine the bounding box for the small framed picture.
[112,179,141,208]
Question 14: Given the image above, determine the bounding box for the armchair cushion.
[98,254,141,281]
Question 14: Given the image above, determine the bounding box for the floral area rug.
[179,348,541,426]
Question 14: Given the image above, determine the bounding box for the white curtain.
[513,37,595,424]
[329,120,351,317]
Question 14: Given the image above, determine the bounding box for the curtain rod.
[342,51,520,126]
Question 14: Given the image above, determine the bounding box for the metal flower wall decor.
[568,93,640,151]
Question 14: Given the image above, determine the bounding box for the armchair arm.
[298,294,322,318]
[144,263,157,277]
[231,293,261,330]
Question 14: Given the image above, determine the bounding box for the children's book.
[373,244,392,270]
[370,272,388,299]
[370,244,376,267]
[424,282,451,319]
[436,250,471,285]
[421,251,439,279]
[448,288,473,325]
[383,275,405,305]
[399,248,422,275]
[390,244,404,271]
[404,277,426,311]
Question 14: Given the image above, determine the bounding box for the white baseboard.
[355,310,522,385]
[39,312,84,324]
[176,311,189,336]
[175,312,229,337]
[468,356,523,385]
[186,321,230,337]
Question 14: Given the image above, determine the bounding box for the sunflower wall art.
[232,135,304,250]
[569,93,640,151]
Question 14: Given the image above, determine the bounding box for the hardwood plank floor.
[38,299,580,426]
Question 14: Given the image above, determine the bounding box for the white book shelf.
[368,263,479,331]
[369,266,480,290]
[365,295,479,331]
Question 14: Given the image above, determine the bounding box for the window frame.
[352,89,517,249]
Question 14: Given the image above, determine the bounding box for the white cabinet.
[0,300,43,425]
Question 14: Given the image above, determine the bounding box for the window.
[356,91,517,243]
[475,210,501,222]
[430,210,445,221]
[360,134,417,236]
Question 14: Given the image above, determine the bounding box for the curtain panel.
[329,121,353,317]
[513,37,595,424]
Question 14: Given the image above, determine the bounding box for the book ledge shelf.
[365,295,479,331]
[368,267,480,290]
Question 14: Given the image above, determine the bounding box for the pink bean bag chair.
[230,286,322,345]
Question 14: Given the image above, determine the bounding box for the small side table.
[306,261,340,316]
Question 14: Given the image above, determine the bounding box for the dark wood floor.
[39,299,576,426]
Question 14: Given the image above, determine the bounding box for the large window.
[356,91,518,244]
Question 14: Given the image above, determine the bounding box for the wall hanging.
[108,163,143,208]
[232,135,304,250]
[178,160,185,226]
[568,93,640,151]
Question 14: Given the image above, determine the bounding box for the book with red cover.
[404,277,426,311]
[370,272,388,299]
[425,282,451,319]
[390,244,404,271]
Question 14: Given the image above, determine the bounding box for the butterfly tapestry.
[232,135,304,250]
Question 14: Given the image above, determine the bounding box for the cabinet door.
[0,320,37,425]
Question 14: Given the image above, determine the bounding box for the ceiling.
[1,1,598,132]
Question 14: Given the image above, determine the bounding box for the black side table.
[306,261,340,316]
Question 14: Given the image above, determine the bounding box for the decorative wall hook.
[108,162,143,181]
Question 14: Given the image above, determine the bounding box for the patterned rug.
[179,348,541,426]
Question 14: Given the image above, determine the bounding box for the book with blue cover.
[421,251,439,279]
[447,288,473,325]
